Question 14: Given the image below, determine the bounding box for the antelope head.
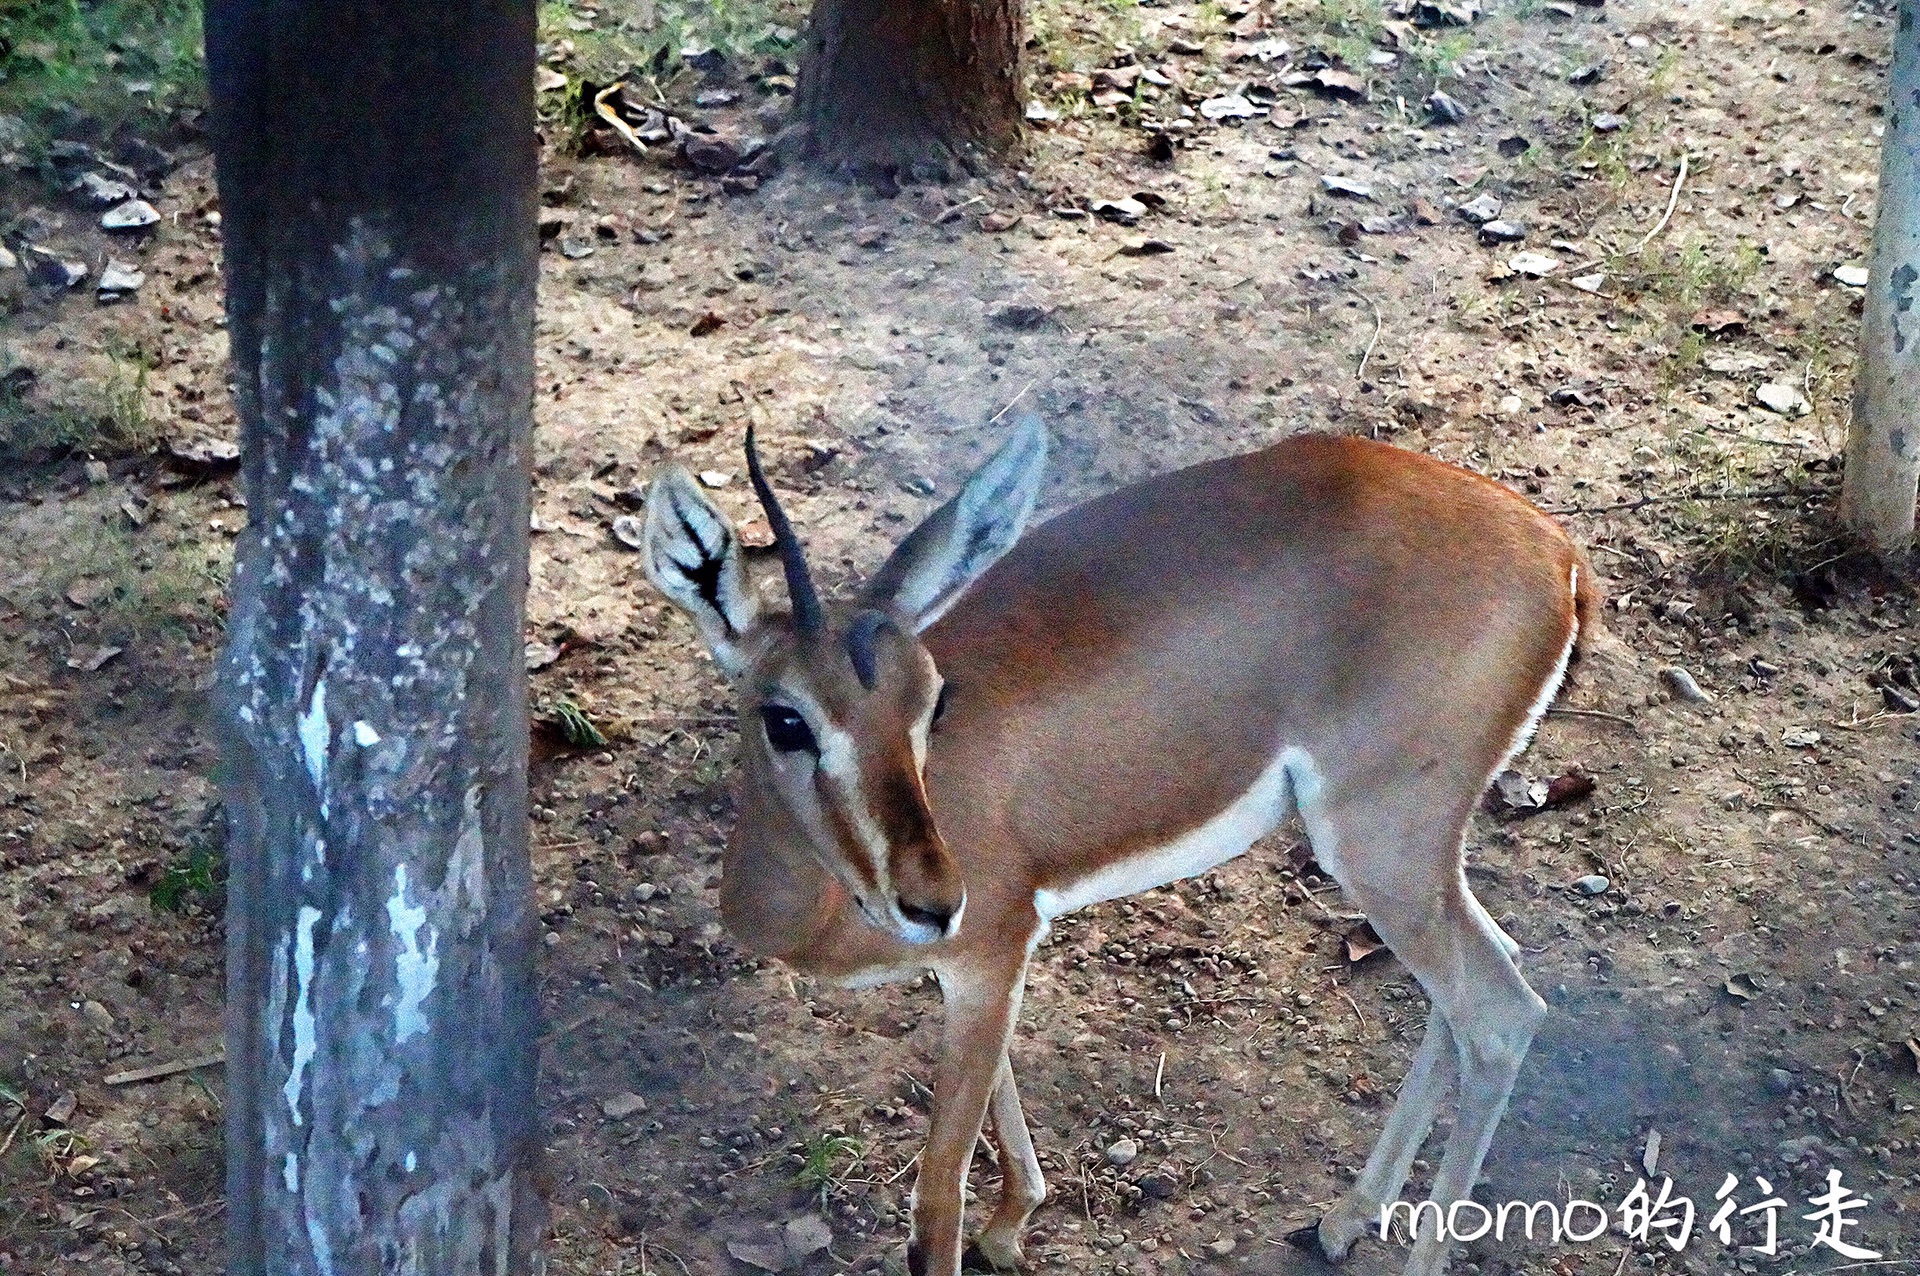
[641,416,1048,945]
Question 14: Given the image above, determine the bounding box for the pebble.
[1320,174,1373,200]
[1657,665,1714,703]
[1205,1238,1236,1257]
[1592,112,1629,132]
[1832,264,1869,288]
[1768,1068,1796,1094]
[1571,874,1610,896]
[1755,382,1811,416]
[1427,90,1469,124]
[97,259,145,301]
[1508,251,1559,277]
[1457,193,1503,224]
[101,198,161,231]
[1478,219,1527,243]
[0,243,14,272]
[1106,1137,1140,1167]
[82,1000,116,1032]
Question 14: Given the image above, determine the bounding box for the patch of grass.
[43,514,226,643]
[792,1131,863,1207]
[1407,31,1473,80]
[1031,0,1144,77]
[541,698,609,749]
[0,0,204,146]
[0,348,161,464]
[151,843,225,913]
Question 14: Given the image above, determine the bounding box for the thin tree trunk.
[1841,0,1920,554]
[798,0,1025,184]
[205,3,544,1272]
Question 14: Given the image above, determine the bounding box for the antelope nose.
[898,897,954,932]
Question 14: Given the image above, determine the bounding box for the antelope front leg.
[972,1057,1047,1271]
[910,964,1026,1276]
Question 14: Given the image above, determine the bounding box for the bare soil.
[2,0,1918,1272]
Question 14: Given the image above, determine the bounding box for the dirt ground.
[3,0,1919,1271]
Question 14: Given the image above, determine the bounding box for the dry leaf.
[1344,921,1386,963]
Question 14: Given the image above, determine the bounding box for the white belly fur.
[1033,747,1309,921]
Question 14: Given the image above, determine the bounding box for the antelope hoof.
[965,1229,1027,1271]
[1284,1219,1351,1264]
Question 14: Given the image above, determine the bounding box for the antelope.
[640,416,1598,1276]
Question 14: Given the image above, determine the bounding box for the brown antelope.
[640,417,1598,1276]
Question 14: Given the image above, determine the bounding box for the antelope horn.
[744,423,825,635]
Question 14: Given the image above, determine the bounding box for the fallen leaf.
[1484,769,1548,816]
[1508,251,1559,277]
[783,1214,833,1259]
[65,577,112,609]
[600,1092,648,1119]
[1543,770,1596,807]
[1344,921,1386,963]
[1320,174,1373,200]
[66,645,123,673]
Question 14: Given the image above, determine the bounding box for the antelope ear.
[864,413,1048,630]
[642,466,761,674]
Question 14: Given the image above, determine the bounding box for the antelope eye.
[930,683,952,727]
[760,705,819,755]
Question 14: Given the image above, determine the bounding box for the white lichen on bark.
[1842,0,1920,550]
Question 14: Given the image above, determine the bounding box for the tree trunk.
[205,4,544,1273]
[798,0,1025,183]
[1841,0,1920,554]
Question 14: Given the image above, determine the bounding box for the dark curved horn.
[745,423,824,635]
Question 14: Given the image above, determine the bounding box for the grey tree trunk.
[205,3,545,1273]
[1842,0,1920,553]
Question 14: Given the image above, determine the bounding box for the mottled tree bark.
[205,3,544,1273]
[1842,0,1920,553]
[797,0,1025,182]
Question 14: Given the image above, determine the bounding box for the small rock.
[1478,219,1526,243]
[1704,350,1769,375]
[1768,1068,1796,1094]
[1508,251,1559,277]
[1782,727,1822,749]
[611,515,644,549]
[1755,382,1811,416]
[82,1000,116,1033]
[1138,1171,1180,1199]
[681,133,742,174]
[45,1092,77,1125]
[1832,264,1869,288]
[1571,874,1610,896]
[1567,61,1606,85]
[784,1215,833,1260]
[990,301,1050,329]
[679,44,726,74]
[71,170,136,207]
[1497,135,1531,157]
[100,198,161,231]
[1119,237,1175,256]
[1204,1238,1237,1257]
[600,1092,648,1119]
[165,435,241,473]
[697,470,733,489]
[1592,112,1629,132]
[1091,196,1149,224]
[1106,1137,1140,1167]
[1198,94,1262,121]
[1320,174,1373,200]
[23,248,88,290]
[694,88,739,108]
[0,243,15,272]
[1657,665,1714,703]
[1568,273,1606,293]
[1457,193,1502,224]
[96,259,145,300]
[1427,89,1469,123]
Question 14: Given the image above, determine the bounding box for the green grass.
[151,843,224,913]
[0,347,161,464]
[0,0,203,148]
[792,1131,863,1207]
